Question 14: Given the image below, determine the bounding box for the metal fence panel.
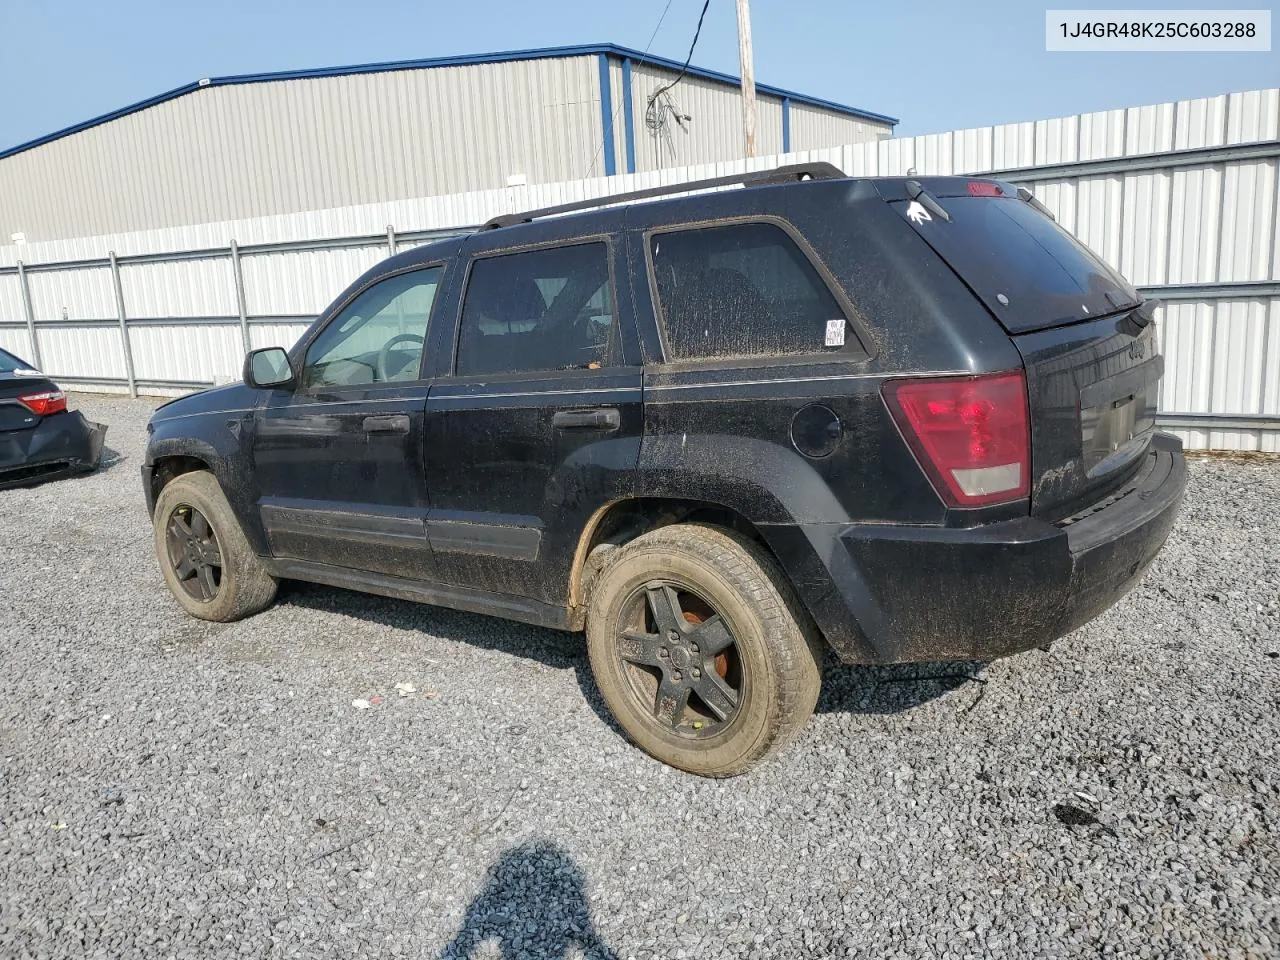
[128,322,245,384]
[0,326,34,360]
[35,324,128,380]
[0,273,23,327]
[1168,167,1224,284]
[27,267,115,321]
[120,257,237,318]
[241,245,388,316]
[249,322,312,353]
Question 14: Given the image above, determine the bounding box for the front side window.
[456,243,618,376]
[303,266,443,389]
[650,221,854,362]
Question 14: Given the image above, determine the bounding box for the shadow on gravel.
[441,841,619,960]
[96,445,126,473]
[815,658,990,715]
[279,582,586,668]
[280,583,984,728]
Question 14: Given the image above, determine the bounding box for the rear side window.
[457,243,619,376]
[649,221,854,362]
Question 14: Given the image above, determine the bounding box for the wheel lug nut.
[690,643,699,653]
[692,668,701,678]
[668,630,680,642]
[673,671,682,681]
[660,648,669,658]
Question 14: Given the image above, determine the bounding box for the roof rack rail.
[483,161,845,229]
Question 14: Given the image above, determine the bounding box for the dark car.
[143,163,1185,776]
[0,347,107,489]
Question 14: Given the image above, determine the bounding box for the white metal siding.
[0,57,604,243]
[0,274,24,328]
[120,259,237,319]
[0,55,890,243]
[241,246,386,317]
[0,88,1276,452]
[35,325,128,380]
[28,268,116,322]
[626,66,791,172]
[128,324,244,384]
[787,103,889,153]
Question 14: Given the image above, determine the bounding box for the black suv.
[144,163,1185,776]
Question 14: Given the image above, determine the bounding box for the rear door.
[882,178,1162,518]
[421,224,644,605]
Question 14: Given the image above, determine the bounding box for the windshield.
[896,195,1140,333]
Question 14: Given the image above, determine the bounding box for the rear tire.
[585,523,822,777]
[153,470,277,622]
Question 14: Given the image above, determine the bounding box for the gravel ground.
[1,393,1277,960]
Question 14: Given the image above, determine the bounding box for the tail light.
[17,389,67,417]
[883,372,1029,508]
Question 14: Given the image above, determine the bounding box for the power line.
[643,0,711,164]
[646,0,711,110]
[578,0,678,179]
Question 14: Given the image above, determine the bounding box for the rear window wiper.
[904,181,951,222]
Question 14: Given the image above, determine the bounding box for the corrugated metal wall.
[0,89,1276,449]
[0,57,607,242]
[626,65,792,172]
[787,103,890,153]
[1,55,891,243]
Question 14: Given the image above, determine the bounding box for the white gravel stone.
[0,394,1277,959]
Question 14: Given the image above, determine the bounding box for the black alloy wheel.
[165,504,222,601]
[615,580,745,738]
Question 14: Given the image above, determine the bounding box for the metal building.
[0,44,896,244]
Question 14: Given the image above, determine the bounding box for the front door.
[423,232,644,605]
[252,264,445,579]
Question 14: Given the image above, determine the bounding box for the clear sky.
[0,0,1276,150]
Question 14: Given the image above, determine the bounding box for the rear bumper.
[790,434,1185,664]
[0,411,107,490]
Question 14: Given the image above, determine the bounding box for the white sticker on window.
[824,319,846,347]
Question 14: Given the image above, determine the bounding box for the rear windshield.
[0,348,30,373]
[896,195,1140,333]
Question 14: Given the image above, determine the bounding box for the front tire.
[153,470,277,622]
[585,524,822,777]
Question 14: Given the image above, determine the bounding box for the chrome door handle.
[551,408,620,430]
[362,415,410,434]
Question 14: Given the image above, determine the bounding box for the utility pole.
[736,0,758,157]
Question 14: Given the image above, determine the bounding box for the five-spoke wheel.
[586,523,822,777]
[153,470,278,622]
[165,504,223,601]
[616,581,744,737]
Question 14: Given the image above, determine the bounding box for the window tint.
[457,243,618,376]
[303,267,442,389]
[895,195,1140,332]
[0,348,29,373]
[650,222,853,361]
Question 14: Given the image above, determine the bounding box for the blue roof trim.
[0,42,897,161]
[0,80,206,160]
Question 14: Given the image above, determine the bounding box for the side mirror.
[244,347,295,390]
